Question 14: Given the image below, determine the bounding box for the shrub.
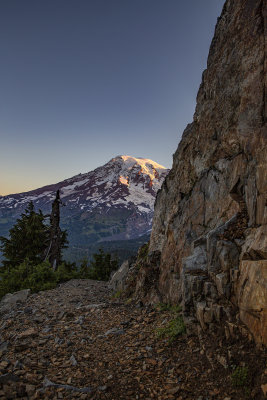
[0,260,79,299]
[0,260,30,297]
[55,262,78,283]
[156,315,186,343]
[24,262,57,292]
[155,302,185,343]
[0,248,118,300]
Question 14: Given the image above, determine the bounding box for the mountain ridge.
[0,155,169,262]
[0,155,167,197]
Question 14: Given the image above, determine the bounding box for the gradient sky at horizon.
[0,0,225,196]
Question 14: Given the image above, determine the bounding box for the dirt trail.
[0,280,266,399]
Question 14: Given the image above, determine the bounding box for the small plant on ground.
[156,315,186,343]
[231,365,251,398]
[231,365,249,387]
[112,289,123,299]
[157,303,181,313]
[155,303,185,343]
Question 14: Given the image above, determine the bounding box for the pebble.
[13,360,23,370]
[43,376,92,393]
[70,354,78,366]
[0,342,8,354]
[104,327,125,336]
[0,373,19,384]
[23,306,33,314]
[75,316,84,325]
[98,385,108,391]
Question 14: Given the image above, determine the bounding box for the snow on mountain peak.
[0,155,169,219]
[0,155,169,248]
[112,155,166,171]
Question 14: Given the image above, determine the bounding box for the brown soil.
[0,280,266,399]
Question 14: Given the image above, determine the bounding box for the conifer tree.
[0,202,49,271]
[89,248,118,281]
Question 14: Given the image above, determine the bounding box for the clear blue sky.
[0,0,225,195]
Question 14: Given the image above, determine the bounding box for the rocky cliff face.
[140,0,266,345]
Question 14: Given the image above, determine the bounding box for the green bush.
[156,315,186,343]
[0,260,31,297]
[155,303,185,343]
[0,260,78,299]
[0,248,118,300]
[24,262,57,292]
[55,262,78,283]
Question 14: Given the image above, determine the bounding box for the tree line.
[0,191,118,298]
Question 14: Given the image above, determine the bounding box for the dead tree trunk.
[49,190,62,270]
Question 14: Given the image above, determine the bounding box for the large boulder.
[109,261,130,292]
[0,289,30,312]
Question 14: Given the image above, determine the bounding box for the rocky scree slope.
[131,0,267,346]
[0,282,266,399]
[0,156,168,260]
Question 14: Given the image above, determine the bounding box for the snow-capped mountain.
[0,156,169,261]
